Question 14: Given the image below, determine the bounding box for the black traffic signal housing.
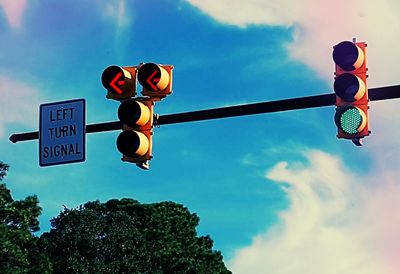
[101,65,137,100]
[333,40,369,144]
[137,63,173,100]
[116,98,154,169]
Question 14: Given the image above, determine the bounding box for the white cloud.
[103,0,131,32]
[229,150,400,274]
[99,0,133,58]
[0,76,40,138]
[0,0,27,29]
[186,0,400,87]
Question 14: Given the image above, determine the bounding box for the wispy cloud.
[98,0,133,59]
[104,0,131,31]
[0,76,40,138]
[186,0,400,86]
[229,149,400,274]
[0,0,27,29]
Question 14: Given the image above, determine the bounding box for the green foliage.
[0,161,9,181]
[0,161,52,274]
[0,161,230,273]
[40,198,231,274]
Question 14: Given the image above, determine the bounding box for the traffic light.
[101,65,137,100]
[137,63,173,99]
[332,40,369,144]
[116,98,154,169]
[101,62,174,169]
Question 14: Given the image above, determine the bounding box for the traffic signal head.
[116,99,154,169]
[333,73,366,102]
[334,105,368,135]
[137,63,173,99]
[102,62,173,168]
[117,99,151,128]
[116,129,150,158]
[332,41,364,71]
[101,66,137,100]
[332,40,369,141]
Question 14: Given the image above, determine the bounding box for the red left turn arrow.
[146,70,159,91]
[110,72,124,94]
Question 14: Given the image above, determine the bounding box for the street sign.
[39,99,86,167]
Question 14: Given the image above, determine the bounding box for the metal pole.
[8,85,400,143]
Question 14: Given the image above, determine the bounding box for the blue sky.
[1,0,400,273]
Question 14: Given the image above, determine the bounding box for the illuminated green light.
[335,106,367,135]
[339,107,362,134]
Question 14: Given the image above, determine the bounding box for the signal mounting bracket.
[352,138,363,146]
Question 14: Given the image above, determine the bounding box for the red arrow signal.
[146,70,159,91]
[101,65,137,100]
[110,72,125,94]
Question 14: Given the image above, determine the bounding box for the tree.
[0,161,51,274]
[0,162,8,181]
[40,198,231,274]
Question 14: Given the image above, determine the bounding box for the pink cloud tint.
[229,150,400,274]
[0,0,27,29]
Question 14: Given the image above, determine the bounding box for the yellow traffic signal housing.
[137,63,173,100]
[333,41,370,141]
[101,66,137,100]
[116,98,154,169]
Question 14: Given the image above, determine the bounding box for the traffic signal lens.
[118,100,151,127]
[138,63,170,92]
[334,73,365,102]
[335,106,367,135]
[101,65,136,99]
[102,66,124,94]
[333,41,364,71]
[116,130,149,157]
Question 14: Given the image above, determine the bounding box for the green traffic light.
[340,107,361,134]
[335,106,367,135]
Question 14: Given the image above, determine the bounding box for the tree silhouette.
[40,198,231,274]
[0,161,51,274]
